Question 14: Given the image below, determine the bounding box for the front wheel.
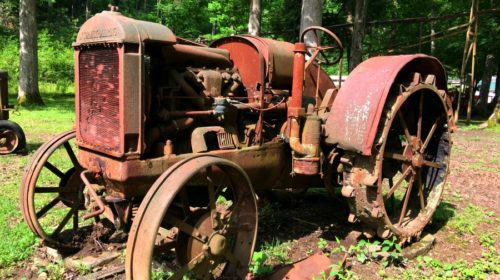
[126,155,258,279]
[20,130,94,250]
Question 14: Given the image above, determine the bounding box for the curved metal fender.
[324,54,447,156]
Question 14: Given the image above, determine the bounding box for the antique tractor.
[0,70,26,154]
[20,8,454,279]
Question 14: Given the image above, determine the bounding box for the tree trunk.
[300,0,323,47]
[482,66,500,128]
[18,0,43,105]
[248,0,261,36]
[348,0,368,72]
[476,54,497,116]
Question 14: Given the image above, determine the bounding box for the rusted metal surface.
[344,79,451,241]
[78,141,288,198]
[73,10,176,46]
[126,155,257,279]
[325,54,448,156]
[269,253,332,280]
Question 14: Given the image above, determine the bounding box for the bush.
[0,28,74,95]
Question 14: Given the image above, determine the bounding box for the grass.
[449,204,494,235]
[0,93,75,270]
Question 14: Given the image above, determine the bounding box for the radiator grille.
[78,46,120,153]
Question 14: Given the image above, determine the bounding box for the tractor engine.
[73,10,334,198]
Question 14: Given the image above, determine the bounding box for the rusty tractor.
[20,8,455,279]
[0,70,26,154]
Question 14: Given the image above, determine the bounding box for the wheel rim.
[20,130,92,249]
[0,129,19,154]
[377,85,451,239]
[126,155,258,280]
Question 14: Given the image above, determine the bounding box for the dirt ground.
[6,128,500,279]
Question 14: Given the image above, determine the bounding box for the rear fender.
[324,54,448,155]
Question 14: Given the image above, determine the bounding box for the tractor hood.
[73,10,176,46]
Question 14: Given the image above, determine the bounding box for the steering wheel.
[300,26,343,66]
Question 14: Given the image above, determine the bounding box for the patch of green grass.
[449,204,492,235]
[0,93,75,269]
[399,247,500,279]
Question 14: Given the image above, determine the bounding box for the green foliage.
[332,236,403,267]
[317,238,328,250]
[313,260,356,280]
[250,239,291,276]
[249,251,274,276]
[401,247,500,279]
[450,204,491,235]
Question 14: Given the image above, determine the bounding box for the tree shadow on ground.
[425,201,457,235]
[10,93,75,112]
[256,187,355,247]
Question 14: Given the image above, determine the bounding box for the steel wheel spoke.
[73,210,79,230]
[417,169,426,210]
[206,167,217,229]
[35,187,72,194]
[44,161,65,178]
[164,214,207,243]
[384,152,409,162]
[170,252,205,280]
[52,203,79,237]
[179,188,191,216]
[421,117,441,153]
[398,174,415,226]
[63,142,80,168]
[386,166,412,198]
[36,197,60,219]
[397,111,413,147]
[35,187,59,193]
[423,160,440,169]
[417,93,423,140]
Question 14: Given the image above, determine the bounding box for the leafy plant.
[249,251,273,276]
[380,237,403,267]
[317,238,328,250]
[313,260,356,280]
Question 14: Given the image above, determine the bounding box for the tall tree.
[348,0,368,72]
[300,0,323,46]
[18,0,43,105]
[248,0,261,36]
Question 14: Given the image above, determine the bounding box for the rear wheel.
[347,75,451,241]
[126,155,258,279]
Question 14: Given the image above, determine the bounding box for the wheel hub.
[0,129,18,154]
[207,233,227,256]
[59,168,85,210]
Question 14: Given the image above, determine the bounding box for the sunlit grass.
[0,92,75,269]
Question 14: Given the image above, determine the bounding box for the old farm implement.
[0,70,26,154]
[20,8,454,279]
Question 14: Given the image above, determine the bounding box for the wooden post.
[456,0,479,124]
[466,0,479,124]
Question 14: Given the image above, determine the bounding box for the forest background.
[0,0,499,115]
